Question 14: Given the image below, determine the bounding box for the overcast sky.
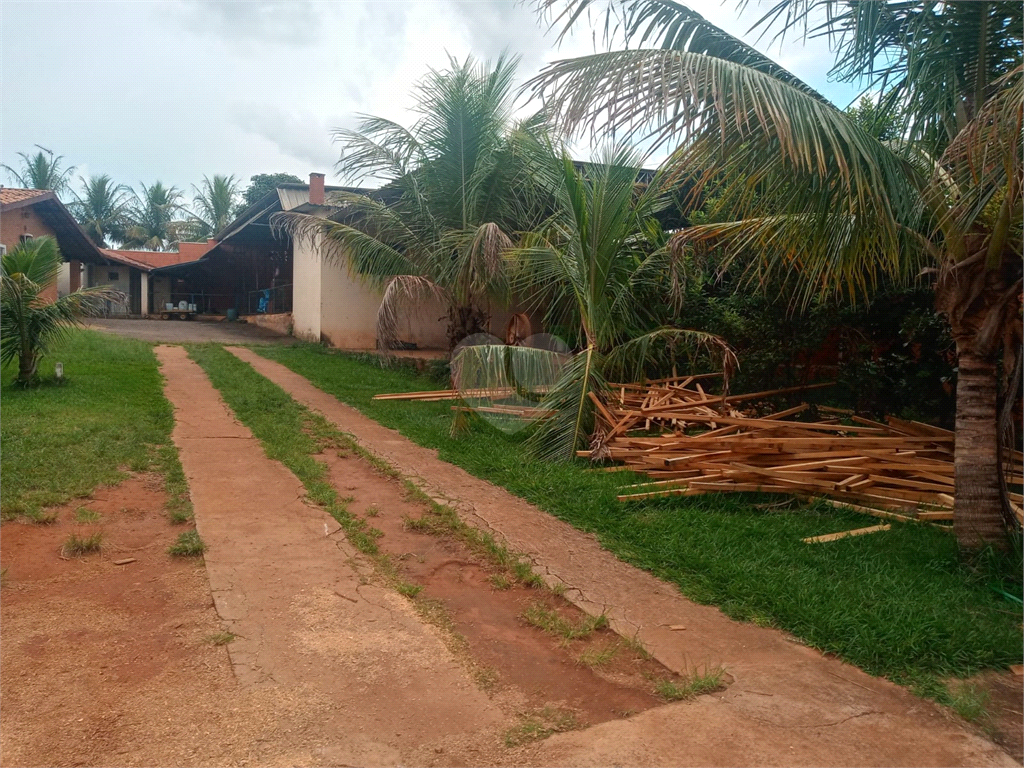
[1,0,862,197]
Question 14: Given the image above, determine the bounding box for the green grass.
[75,506,100,523]
[521,601,609,643]
[654,666,727,700]
[63,532,103,555]
[503,707,580,747]
[249,343,1022,687]
[577,642,620,668]
[168,529,206,557]
[0,330,188,522]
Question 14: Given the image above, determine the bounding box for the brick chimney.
[309,173,325,206]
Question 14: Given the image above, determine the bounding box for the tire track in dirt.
[156,345,508,766]
[225,345,1017,768]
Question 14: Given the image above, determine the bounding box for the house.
[161,173,530,350]
[0,188,108,301]
[90,241,216,316]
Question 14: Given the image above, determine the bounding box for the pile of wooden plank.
[581,376,1024,527]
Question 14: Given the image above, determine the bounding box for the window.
[108,271,119,281]
[19,234,33,244]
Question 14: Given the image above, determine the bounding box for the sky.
[0,0,864,197]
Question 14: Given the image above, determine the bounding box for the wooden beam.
[803,524,890,544]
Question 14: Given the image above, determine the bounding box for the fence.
[246,284,293,315]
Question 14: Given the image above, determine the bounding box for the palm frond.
[377,275,450,350]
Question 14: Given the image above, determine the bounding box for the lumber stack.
[582,377,1024,527]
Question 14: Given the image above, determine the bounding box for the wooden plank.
[803,524,890,544]
[916,511,954,521]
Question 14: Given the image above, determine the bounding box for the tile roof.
[100,241,215,271]
[0,187,51,206]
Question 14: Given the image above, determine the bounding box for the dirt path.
[155,345,510,766]
[226,345,1018,768]
[88,318,295,345]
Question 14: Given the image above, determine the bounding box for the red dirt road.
[227,345,1018,767]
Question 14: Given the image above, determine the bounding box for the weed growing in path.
[654,666,726,701]
[75,506,100,523]
[63,532,102,555]
[503,707,580,747]
[521,601,608,644]
[169,529,205,557]
[577,642,620,668]
[206,631,237,646]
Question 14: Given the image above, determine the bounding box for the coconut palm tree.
[190,174,242,239]
[2,146,76,197]
[69,174,133,247]
[122,181,186,251]
[278,54,543,349]
[454,140,735,460]
[530,0,1023,547]
[1,237,123,385]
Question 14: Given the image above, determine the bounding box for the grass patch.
[63,532,102,555]
[75,506,100,523]
[168,529,205,557]
[945,682,991,724]
[364,504,381,518]
[521,601,609,644]
[205,631,237,646]
[251,343,1023,686]
[396,581,423,598]
[577,642,620,668]
[1,331,181,521]
[503,707,580,747]
[654,666,727,701]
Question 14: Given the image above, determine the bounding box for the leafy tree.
[1,237,122,385]
[122,182,186,251]
[189,174,242,239]
[846,95,900,142]
[69,174,133,247]
[279,54,548,349]
[2,145,76,197]
[240,172,302,209]
[456,141,734,460]
[532,0,1023,547]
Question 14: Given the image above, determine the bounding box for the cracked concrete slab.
[225,345,1016,768]
[155,345,505,765]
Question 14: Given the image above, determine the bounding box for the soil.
[87,318,295,345]
[321,447,684,728]
[228,345,1020,768]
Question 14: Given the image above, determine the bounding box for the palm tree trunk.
[953,347,1005,548]
[18,349,38,385]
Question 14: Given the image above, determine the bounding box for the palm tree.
[122,181,186,251]
[190,174,241,239]
[454,141,735,460]
[69,175,133,247]
[2,146,76,197]
[1,237,123,385]
[530,0,1023,547]
[279,54,542,349]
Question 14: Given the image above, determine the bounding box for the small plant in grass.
[503,707,580,747]
[655,666,726,701]
[513,560,545,588]
[75,506,100,523]
[168,508,193,524]
[206,631,236,646]
[168,529,206,557]
[365,504,381,518]
[578,642,620,668]
[397,581,423,598]
[489,572,513,590]
[623,634,652,660]
[25,507,59,524]
[63,532,102,555]
[521,601,609,644]
[947,682,991,724]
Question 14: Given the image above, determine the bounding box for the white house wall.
[86,263,133,315]
[292,234,322,342]
[318,251,380,350]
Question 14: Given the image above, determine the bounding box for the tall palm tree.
[190,174,241,239]
[1,237,123,385]
[122,181,185,251]
[530,0,1023,547]
[454,141,735,460]
[2,146,76,197]
[69,175,133,247]
[279,54,542,349]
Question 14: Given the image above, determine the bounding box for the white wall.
[318,252,381,350]
[292,234,322,342]
[57,262,71,297]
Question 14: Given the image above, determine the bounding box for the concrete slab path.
[225,345,1017,768]
[155,345,505,767]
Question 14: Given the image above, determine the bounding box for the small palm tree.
[2,145,76,197]
[455,142,735,460]
[70,174,133,247]
[190,174,241,239]
[279,54,540,349]
[1,237,123,385]
[122,182,185,251]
